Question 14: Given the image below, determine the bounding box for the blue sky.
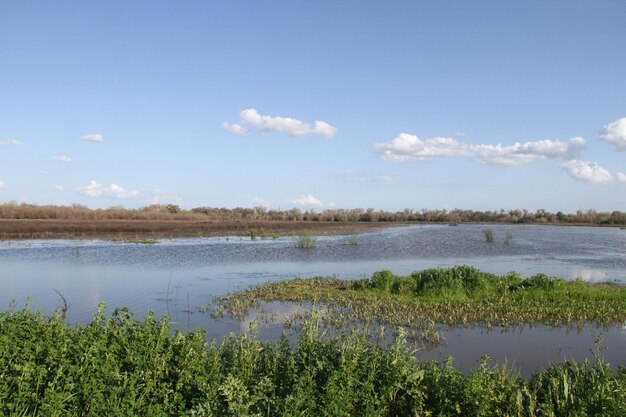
[1,1,625,212]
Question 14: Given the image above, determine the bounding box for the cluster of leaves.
[1,305,625,416]
[215,267,626,327]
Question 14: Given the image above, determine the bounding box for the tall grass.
[484,228,495,242]
[296,233,317,249]
[1,305,624,416]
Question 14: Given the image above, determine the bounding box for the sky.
[1,1,625,212]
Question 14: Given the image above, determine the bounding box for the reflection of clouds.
[568,269,610,283]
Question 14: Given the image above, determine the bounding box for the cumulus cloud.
[80,134,104,143]
[617,172,626,183]
[599,117,626,151]
[222,108,337,138]
[562,160,614,184]
[0,139,23,146]
[0,180,5,190]
[374,134,586,166]
[221,122,248,134]
[291,194,323,207]
[327,171,393,184]
[79,181,140,199]
[53,155,73,163]
[254,197,270,209]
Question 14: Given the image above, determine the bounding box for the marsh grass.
[1,305,625,416]
[505,231,513,245]
[296,233,317,249]
[212,266,626,329]
[484,229,495,242]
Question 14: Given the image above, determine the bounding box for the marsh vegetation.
[1,305,624,416]
[212,267,626,329]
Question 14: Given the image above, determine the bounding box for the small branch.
[53,288,70,320]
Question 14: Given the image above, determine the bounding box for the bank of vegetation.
[1,202,625,225]
[213,267,626,328]
[1,305,624,416]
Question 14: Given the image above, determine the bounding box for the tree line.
[1,202,625,225]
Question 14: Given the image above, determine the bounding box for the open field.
[0,219,390,240]
[1,305,625,416]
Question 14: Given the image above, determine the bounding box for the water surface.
[1,224,625,374]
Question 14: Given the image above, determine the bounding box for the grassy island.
[214,266,626,328]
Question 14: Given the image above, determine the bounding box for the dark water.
[1,224,625,374]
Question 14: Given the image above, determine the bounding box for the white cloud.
[53,155,73,163]
[222,108,337,138]
[80,134,104,143]
[599,117,626,151]
[291,194,323,207]
[327,171,393,184]
[0,180,5,190]
[374,134,586,166]
[328,201,336,207]
[221,122,248,134]
[373,133,469,163]
[0,139,23,146]
[53,185,64,191]
[617,172,626,183]
[79,181,140,199]
[148,189,182,205]
[562,160,614,184]
[254,197,270,209]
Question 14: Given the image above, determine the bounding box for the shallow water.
[1,224,625,373]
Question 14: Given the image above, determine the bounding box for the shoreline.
[0,219,393,240]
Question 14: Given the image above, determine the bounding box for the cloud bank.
[291,194,323,207]
[374,134,586,166]
[80,134,104,143]
[223,108,337,138]
[599,117,626,151]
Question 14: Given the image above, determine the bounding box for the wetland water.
[1,224,625,375]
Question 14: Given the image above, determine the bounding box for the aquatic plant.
[484,229,495,242]
[296,233,317,249]
[1,306,625,416]
[504,231,513,245]
[211,267,626,328]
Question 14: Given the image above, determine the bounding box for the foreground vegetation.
[1,305,625,416]
[213,267,626,329]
